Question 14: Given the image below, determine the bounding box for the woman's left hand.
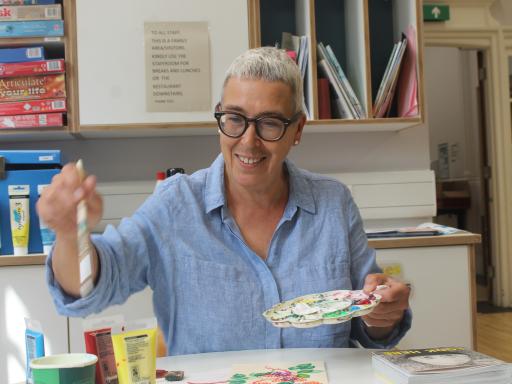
[361,273,411,338]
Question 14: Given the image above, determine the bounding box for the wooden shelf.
[0,128,74,141]
[0,254,46,267]
[369,232,481,249]
[305,117,422,133]
[0,37,63,46]
[0,116,423,142]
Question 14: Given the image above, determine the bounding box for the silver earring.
[218,129,221,134]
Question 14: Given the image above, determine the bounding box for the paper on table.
[417,222,460,235]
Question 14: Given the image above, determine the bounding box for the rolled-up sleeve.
[46,206,155,318]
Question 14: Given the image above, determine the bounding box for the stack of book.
[0,46,66,129]
[0,1,63,38]
[373,347,512,384]
[0,0,66,129]
[373,36,407,118]
[316,42,364,120]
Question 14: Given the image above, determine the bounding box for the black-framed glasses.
[214,106,302,142]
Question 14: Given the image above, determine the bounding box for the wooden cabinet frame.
[248,0,425,132]
[423,0,512,308]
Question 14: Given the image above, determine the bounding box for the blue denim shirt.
[47,154,411,355]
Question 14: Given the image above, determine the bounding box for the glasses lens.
[257,117,286,141]
[219,113,246,137]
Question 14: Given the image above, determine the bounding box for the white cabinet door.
[0,265,68,384]
[68,287,154,353]
[376,245,473,349]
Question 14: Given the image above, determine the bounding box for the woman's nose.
[240,121,261,146]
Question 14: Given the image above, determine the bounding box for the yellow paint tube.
[8,185,30,256]
[111,318,157,384]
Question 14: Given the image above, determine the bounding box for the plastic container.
[30,353,97,384]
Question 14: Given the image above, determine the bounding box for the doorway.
[424,47,493,305]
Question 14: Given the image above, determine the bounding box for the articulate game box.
[0,98,66,115]
[0,73,65,101]
[0,46,44,63]
[0,19,63,37]
[0,4,61,21]
[0,59,64,77]
[0,112,62,128]
[0,1,56,4]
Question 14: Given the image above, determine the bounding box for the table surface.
[156,348,374,383]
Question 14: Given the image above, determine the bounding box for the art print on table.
[227,361,328,384]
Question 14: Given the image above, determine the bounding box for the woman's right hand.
[36,162,104,236]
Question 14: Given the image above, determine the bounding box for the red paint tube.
[84,328,110,384]
[83,315,124,384]
[94,330,118,383]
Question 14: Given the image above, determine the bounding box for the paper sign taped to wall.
[144,21,211,112]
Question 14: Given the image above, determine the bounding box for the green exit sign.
[423,4,450,22]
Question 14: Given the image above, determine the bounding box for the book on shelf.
[324,44,365,118]
[0,98,66,115]
[0,58,64,77]
[373,36,407,118]
[281,31,310,119]
[317,42,361,119]
[281,31,300,58]
[285,50,297,62]
[0,19,63,38]
[317,57,355,119]
[373,347,512,384]
[0,4,61,21]
[0,46,44,63]
[0,73,65,101]
[0,0,56,4]
[372,42,399,117]
[0,112,62,128]
[317,77,331,119]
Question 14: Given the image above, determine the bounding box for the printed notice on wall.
[145,21,211,112]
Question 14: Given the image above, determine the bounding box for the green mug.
[31,353,97,384]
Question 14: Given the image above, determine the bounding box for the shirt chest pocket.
[279,260,352,300]
[278,260,353,348]
[174,256,257,348]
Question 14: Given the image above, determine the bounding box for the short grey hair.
[221,46,304,114]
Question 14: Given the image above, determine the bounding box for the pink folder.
[397,25,419,117]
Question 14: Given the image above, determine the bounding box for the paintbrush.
[76,159,94,297]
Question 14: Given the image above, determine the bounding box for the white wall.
[424,46,485,275]
[425,47,481,179]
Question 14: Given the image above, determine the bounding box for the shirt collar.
[284,158,317,216]
[204,154,317,215]
[204,154,226,214]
